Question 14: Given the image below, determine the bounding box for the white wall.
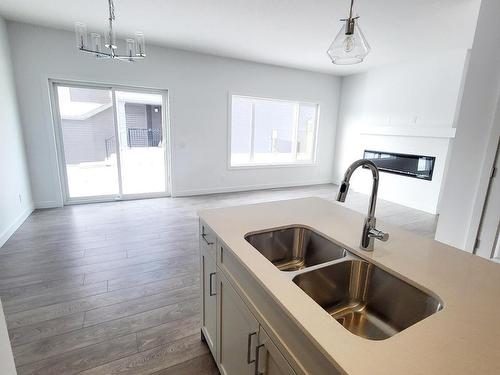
[0,16,33,247]
[436,0,500,251]
[333,50,468,213]
[6,22,341,207]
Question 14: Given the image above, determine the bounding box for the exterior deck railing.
[127,128,162,147]
[105,128,162,159]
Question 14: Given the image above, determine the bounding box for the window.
[230,95,319,167]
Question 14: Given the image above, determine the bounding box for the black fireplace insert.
[363,150,435,181]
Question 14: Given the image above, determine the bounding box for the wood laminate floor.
[0,184,437,374]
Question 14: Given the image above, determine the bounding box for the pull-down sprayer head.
[336,181,350,202]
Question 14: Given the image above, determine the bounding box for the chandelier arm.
[79,47,113,57]
[114,55,146,60]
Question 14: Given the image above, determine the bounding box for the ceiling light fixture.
[75,0,146,61]
[327,0,370,65]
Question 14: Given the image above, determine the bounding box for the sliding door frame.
[49,79,172,205]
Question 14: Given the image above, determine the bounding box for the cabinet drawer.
[217,241,240,285]
[200,221,216,261]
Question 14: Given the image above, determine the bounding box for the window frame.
[227,94,320,169]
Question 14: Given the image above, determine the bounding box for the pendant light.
[327,0,370,65]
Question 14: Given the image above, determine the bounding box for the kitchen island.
[198,197,500,375]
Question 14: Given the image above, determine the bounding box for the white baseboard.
[172,180,334,197]
[34,200,62,209]
[0,205,34,248]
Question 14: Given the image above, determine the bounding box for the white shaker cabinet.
[217,271,259,375]
[200,223,217,356]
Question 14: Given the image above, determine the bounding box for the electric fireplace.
[363,150,435,181]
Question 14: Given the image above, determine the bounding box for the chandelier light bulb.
[343,35,355,53]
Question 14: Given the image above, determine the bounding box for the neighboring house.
[61,87,162,165]
[62,107,115,164]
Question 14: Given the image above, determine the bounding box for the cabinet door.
[255,327,296,375]
[201,245,217,356]
[217,272,259,375]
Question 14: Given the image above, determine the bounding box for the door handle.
[254,343,265,375]
[247,332,257,364]
[209,272,216,296]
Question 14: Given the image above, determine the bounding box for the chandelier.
[74,0,146,61]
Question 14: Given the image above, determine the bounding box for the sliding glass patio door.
[52,82,169,203]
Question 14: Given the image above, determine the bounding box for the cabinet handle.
[201,228,214,245]
[209,272,216,296]
[247,332,257,364]
[202,233,214,245]
[254,343,265,375]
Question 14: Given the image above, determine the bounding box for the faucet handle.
[368,228,389,242]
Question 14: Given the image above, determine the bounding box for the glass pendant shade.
[125,38,136,57]
[91,33,102,53]
[75,22,88,49]
[134,32,146,56]
[327,19,370,65]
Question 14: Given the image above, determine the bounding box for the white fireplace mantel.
[360,126,456,139]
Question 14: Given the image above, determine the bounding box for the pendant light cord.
[349,0,355,20]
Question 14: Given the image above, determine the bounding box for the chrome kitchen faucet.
[336,159,389,251]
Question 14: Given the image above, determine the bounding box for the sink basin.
[293,260,443,340]
[245,226,347,271]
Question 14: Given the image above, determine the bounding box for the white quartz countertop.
[199,197,500,375]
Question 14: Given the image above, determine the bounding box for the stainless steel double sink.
[245,226,443,341]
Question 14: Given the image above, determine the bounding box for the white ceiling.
[0,0,481,75]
